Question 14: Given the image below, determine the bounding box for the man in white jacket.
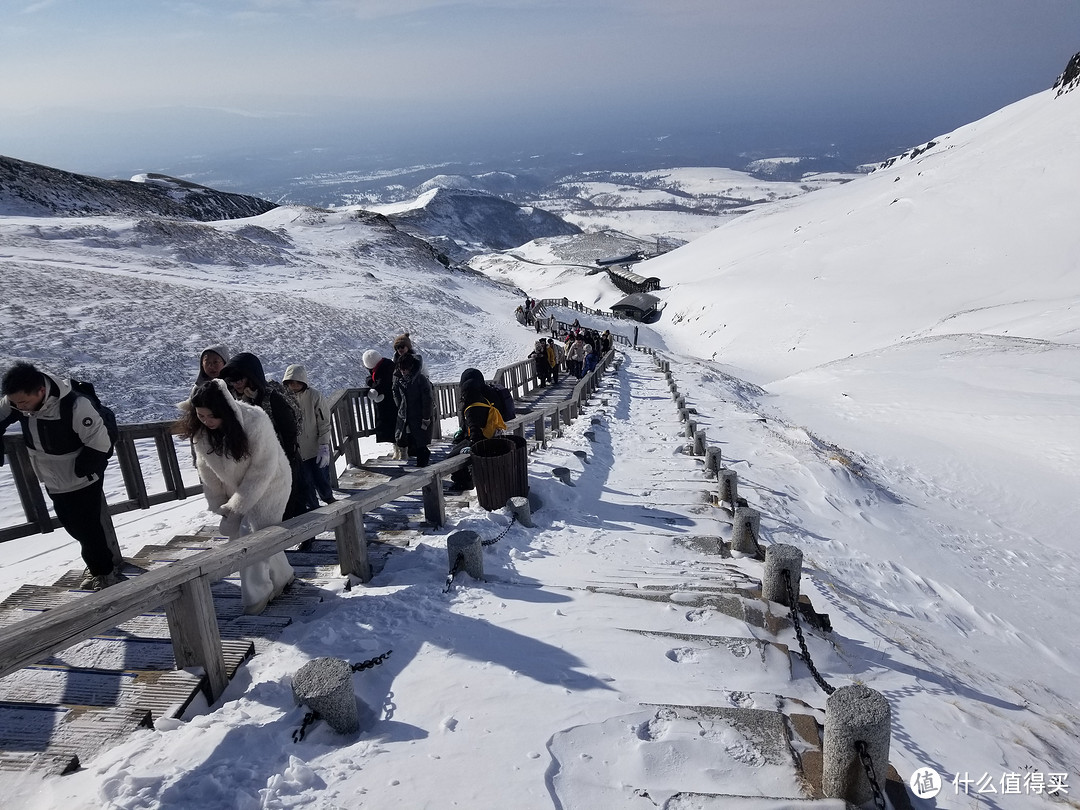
[1,362,124,591]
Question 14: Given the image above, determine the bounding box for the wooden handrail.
[0,347,619,702]
[0,381,463,543]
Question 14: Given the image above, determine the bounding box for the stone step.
[547,703,817,807]
[587,584,790,634]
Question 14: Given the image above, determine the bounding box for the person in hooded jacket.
[392,352,434,466]
[583,344,598,374]
[392,333,424,376]
[190,344,230,397]
[530,339,551,386]
[549,338,566,378]
[218,352,310,519]
[457,368,502,443]
[446,367,499,491]
[362,349,399,457]
[0,362,125,591]
[544,338,559,385]
[177,378,295,615]
[566,336,585,378]
[282,364,334,507]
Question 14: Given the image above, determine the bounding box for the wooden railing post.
[342,398,363,468]
[335,506,371,582]
[6,439,53,535]
[156,429,189,500]
[422,473,446,528]
[165,576,228,702]
[116,433,150,509]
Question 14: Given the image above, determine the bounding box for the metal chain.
[783,569,836,695]
[482,514,517,546]
[855,740,888,809]
[292,652,393,741]
[292,710,317,743]
[444,553,465,592]
[352,650,392,672]
[748,521,764,558]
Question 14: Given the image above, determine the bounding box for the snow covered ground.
[2,79,1079,808]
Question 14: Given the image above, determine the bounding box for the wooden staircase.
[0,450,463,776]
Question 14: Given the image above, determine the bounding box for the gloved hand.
[316,445,331,468]
[367,389,384,403]
[218,509,243,540]
[420,419,431,431]
[73,447,109,479]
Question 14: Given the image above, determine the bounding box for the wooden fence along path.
[0,344,618,774]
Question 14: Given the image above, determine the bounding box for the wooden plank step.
[284,551,342,567]
[0,665,200,718]
[0,702,153,775]
[209,580,324,616]
[0,583,96,611]
[44,637,181,671]
[0,633,248,723]
[0,749,80,777]
[41,636,253,678]
[298,538,339,553]
[285,564,345,583]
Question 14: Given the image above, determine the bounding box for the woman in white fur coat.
[178,378,295,614]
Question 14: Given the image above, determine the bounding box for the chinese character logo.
[911,766,943,799]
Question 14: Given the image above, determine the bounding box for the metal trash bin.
[471,435,529,511]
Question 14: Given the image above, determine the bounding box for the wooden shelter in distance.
[610,292,661,321]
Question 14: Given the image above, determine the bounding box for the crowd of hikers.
[0,315,609,610]
[0,332,434,608]
[527,319,611,388]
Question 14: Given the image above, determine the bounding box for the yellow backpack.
[464,399,507,440]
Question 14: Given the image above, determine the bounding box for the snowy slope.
[644,88,1080,384]
[0,205,536,423]
[2,74,1080,810]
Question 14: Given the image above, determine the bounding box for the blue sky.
[2,0,1079,177]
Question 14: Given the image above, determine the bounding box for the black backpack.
[489,382,516,421]
[66,379,120,456]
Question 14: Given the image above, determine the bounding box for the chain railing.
[855,740,888,809]
[782,569,836,696]
[443,515,518,592]
[292,650,393,742]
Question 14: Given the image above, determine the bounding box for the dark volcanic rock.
[0,155,277,220]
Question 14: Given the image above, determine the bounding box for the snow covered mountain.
[2,55,1080,809]
[0,156,277,221]
[368,186,582,261]
[0,199,537,423]
[643,84,1080,385]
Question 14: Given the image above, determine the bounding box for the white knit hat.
[362,350,382,369]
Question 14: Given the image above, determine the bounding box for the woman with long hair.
[177,378,295,615]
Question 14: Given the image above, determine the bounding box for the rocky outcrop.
[1053,51,1080,97]
[0,155,277,220]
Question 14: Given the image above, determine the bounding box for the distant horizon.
[2,1,1077,203]
[0,92,1034,208]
